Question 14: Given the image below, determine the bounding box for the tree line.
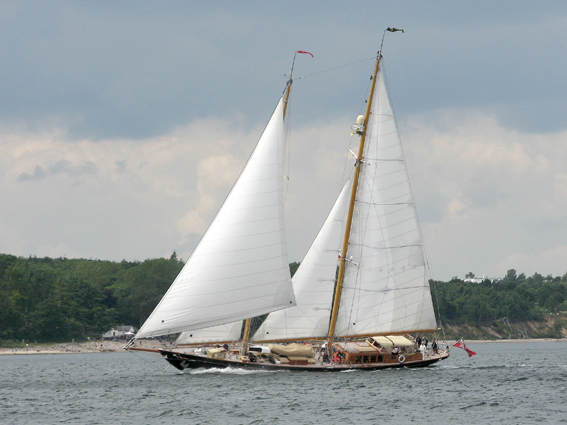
[432,269,567,325]
[0,253,184,344]
[1,252,565,344]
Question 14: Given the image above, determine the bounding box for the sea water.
[0,341,566,424]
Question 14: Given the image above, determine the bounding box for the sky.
[1,0,566,281]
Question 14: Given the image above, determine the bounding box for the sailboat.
[128,45,450,371]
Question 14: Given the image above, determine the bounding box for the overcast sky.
[1,1,566,281]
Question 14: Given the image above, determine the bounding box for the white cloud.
[36,243,81,259]
[496,246,567,279]
[177,152,244,241]
[1,107,566,281]
[0,119,261,262]
[0,218,25,256]
[405,110,567,280]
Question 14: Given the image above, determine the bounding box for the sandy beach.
[0,339,167,355]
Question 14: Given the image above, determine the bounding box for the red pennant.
[296,50,313,57]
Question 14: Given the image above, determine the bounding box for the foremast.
[326,52,382,352]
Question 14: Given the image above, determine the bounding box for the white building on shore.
[102,325,138,339]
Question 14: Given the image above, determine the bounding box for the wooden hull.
[153,347,450,372]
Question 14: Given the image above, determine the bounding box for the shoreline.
[462,338,567,344]
[1,337,566,356]
[0,339,168,356]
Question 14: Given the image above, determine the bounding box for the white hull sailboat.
[128,40,450,371]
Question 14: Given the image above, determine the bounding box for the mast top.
[283,50,313,118]
[380,26,405,55]
[287,50,314,82]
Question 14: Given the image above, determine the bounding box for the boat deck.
[133,345,450,372]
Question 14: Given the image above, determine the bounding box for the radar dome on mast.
[351,115,365,135]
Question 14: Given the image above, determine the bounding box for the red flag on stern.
[453,338,476,357]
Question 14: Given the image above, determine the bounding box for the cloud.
[17,160,97,183]
[1,102,566,281]
[17,165,46,182]
[177,153,244,241]
[49,160,97,177]
[0,117,266,263]
[0,218,25,255]
[496,246,567,279]
[36,243,81,260]
[405,110,567,279]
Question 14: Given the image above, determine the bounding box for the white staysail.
[136,97,296,339]
[334,67,437,337]
[253,181,351,341]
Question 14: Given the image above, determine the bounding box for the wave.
[187,367,283,375]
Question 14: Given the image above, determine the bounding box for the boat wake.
[187,367,284,375]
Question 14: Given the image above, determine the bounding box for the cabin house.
[102,325,138,340]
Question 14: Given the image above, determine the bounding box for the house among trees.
[102,325,138,340]
[463,272,500,283]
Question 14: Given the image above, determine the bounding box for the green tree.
[504,269,517,281]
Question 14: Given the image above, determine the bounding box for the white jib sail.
[335,67,437,337]
[253,181,351,341]
[136,97,296,339]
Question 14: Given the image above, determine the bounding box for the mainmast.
[326,52,382,350]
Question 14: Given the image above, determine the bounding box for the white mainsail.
[253,181,351,341]
[334,67,437,337]
[136,97,296,339]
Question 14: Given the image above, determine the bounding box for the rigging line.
[429,276,448,344]
[349,242,423,249]
[355,201,413,207]
[360,159,404,165]
[283,88,292,206]
[382,62,438,339]
[380,29,387,55]
[342,285,430,292]
[341,60,374,190]
[295,56,376,81]
[127,349,166,372]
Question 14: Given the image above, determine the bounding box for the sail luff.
[135,95,296,340]
[327,53,382,345]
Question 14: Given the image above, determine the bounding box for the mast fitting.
[350,115,365,136]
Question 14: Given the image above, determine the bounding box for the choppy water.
[1,341,566,424]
